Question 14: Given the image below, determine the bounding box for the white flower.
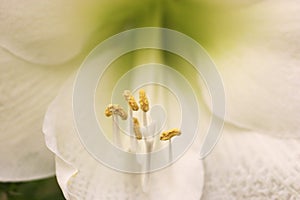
[1,0,300,199]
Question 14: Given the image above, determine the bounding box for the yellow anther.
[104,104,127,120]
[139,89,149,112]
[133,117,142,140]
[123,90,139,111]
[160,128,181,141]
[105,106,113,117]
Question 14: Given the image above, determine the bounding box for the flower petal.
[0,0,86,65]
[0,47,80,181]
[161,0,300,137]
[43,74,205,200]
[0,0,165,66]
[202,125,300,199]
[200,1,300,137]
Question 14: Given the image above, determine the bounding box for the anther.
[133,117,142,140]
[123,90,139,111]
[139,89,149,112]
[104,104,127,120]
[160,128,181,141]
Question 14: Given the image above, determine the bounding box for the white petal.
[0,0,84,65]
[202,125,300,199]
[201,0,300,137]
[162,0,300,137]
[0,47,80,181]
[0,0,163,66]
[43,74,205,200]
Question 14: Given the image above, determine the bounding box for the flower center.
[105,89,181,191]
[104,89,181,153]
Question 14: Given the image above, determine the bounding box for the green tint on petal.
[161,0,262,55]
[70,0,164,55]
[206,0,300,137]
[69,0,263,59]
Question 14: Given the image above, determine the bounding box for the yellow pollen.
[123,90,139,111]
[133,117,142,140]
[139,89,149,112]
[160,128,181,141]
[104,107,113,117]
[104,104,127,120]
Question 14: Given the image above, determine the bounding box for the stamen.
[142,131,154,193]
[104,104,127,147]
[112,115,121,147]
[141,122,156,192]
[139,89,149,112]
[160,128,181,141]
[160,128,181,163]
[133,117,142,140]
[168,140,172,163]
[138,89,152,191]
[123,90,139,111]
[104,104,127,120]
[104,107,112,117]
[123,90,139,152]
[139,89,149,128]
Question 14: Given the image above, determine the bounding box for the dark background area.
[0,177,65,200]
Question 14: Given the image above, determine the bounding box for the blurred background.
[0,177,64,200]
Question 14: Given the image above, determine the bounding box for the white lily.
[1,0,300,199]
